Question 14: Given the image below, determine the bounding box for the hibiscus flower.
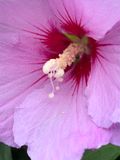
[0,0,120,160]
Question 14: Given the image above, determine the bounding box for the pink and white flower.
[0,0,120,160]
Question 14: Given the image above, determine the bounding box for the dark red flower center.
[33,10,99,96]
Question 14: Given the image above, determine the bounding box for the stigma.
[43,36,89,98]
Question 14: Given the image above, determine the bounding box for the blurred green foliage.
[82,144,120,160]
[0,143,12,160]
[0,143,120,160]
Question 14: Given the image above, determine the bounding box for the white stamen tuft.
[42,59,56,74]
[54,69,64,78]
[43,42,86,97]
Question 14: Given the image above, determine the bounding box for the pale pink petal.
[0,36,46,146]
[86,21,120,128]
[13,84,111,160]
[0,0,53,31]
[0,24,44,145]
[110,124,120,146]
[0,0,54,146]
[77,0,120,38]
[48,0,120,39]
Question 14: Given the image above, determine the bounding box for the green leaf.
[82,144,120,160]
[0,143,12,160]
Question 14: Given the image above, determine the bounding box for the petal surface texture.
[14,85,111,160]
[0,0,53,146]
[48,0,120,39]
[86,21,120,128]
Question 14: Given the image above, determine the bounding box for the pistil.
[42,36,89,98]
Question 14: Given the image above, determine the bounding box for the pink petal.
[0,35,46,146]
[110,124,120,146]
[0,0,54,146]
[0,26,43,144]
[0,0,54,31]
[13,84,111,160]
[86,21,120,128]
[77,0,120,38]
[48,0,120,39]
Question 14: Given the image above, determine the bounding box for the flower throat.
[42,34,90,98]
